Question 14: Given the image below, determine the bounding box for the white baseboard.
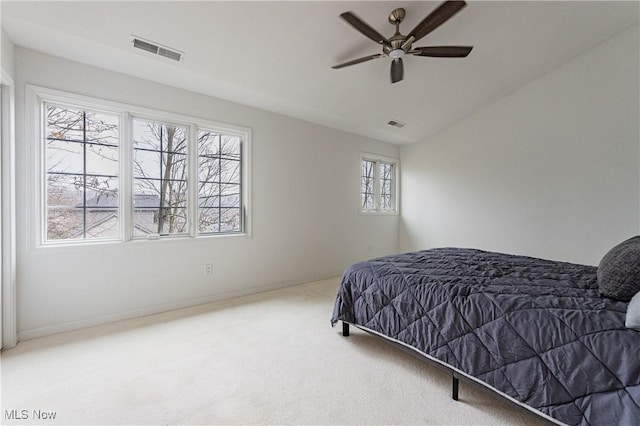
[17,272,341,341]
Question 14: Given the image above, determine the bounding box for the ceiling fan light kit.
[332,0,473,84]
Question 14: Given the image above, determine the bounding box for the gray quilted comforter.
[331,248,640,425]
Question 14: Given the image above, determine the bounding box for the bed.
[331,247,640,426]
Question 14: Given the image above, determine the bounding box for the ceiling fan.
[332,0,473,84]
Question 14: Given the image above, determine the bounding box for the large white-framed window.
[28,85,251,248]
[360,153,399,214]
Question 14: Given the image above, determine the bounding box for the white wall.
[1,27,15,77]
[399,25,639,266]
[14,48,399,339]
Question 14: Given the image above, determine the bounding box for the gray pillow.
[597,236,640,302]
[626,291,640,331]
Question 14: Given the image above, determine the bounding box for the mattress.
[331,248,640,425]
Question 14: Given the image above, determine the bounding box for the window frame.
[43,101,123,242]
[359,153,399,215]
[130,114,192,239]
[27,85,252,250]
[196,128,244,236]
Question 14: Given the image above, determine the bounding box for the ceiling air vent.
[132,36,183,62]
[387,120,406,128]
[158,47,182,62]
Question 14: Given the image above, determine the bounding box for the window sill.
[359,210,399,216]
[31,232,250,255]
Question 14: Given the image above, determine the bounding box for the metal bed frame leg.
[452,375,459,401]
[342,322,350,336]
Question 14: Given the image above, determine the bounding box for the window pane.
[86,177,118,208]
[46,140,83,174]
[132,119,189,236]
[199,195,220,209]
[162,152,187,180]
[199,207,242,234]
[134,177,161,197]
[220,208,241,232]
[198,208,219,233]
[198,183,219,207]
[133,118,161,151]
[86,144,118,176]
[158,207,187,234]
[220,135,241,160]
[134,149,161,179]
[133,208,158,236]
[47,208,84,240]
[44,103,119,242]
[198,131,220,156]
[85,176,119,240]
[163,126,188,155]
[162,180,188,208]
[220,195,239,208]
[380,162,394,210]
[361,160,375,211]
[199,156,219,182]
[220,159,241,184]
[197,129,243,234]
[86,212,119,239]
[85,112,119,145]
[47,173,83,208]
[46,104,84,142]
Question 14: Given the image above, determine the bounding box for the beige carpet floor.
[1,278,548,425]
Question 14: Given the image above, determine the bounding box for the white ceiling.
[2,1,639,145]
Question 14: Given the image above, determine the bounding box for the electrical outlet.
[204,264,213,276]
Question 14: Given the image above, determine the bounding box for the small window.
[44,103,120,241]
[360,155,398,214]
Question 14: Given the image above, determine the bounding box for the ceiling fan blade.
[390,58,404,84]
[407,1,467,43]
[340,11,390,47]
[332,54,384,69]
[411,46,473,57]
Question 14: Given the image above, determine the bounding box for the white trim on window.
[188,123,198,237]
[359,153,399,215]
[121,111,134,242]
[27,84,252,250]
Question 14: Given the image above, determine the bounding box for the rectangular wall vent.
[158,47,182,61]
[132,36,183,62]
[133,38,158,54]
[387,120,406,128]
